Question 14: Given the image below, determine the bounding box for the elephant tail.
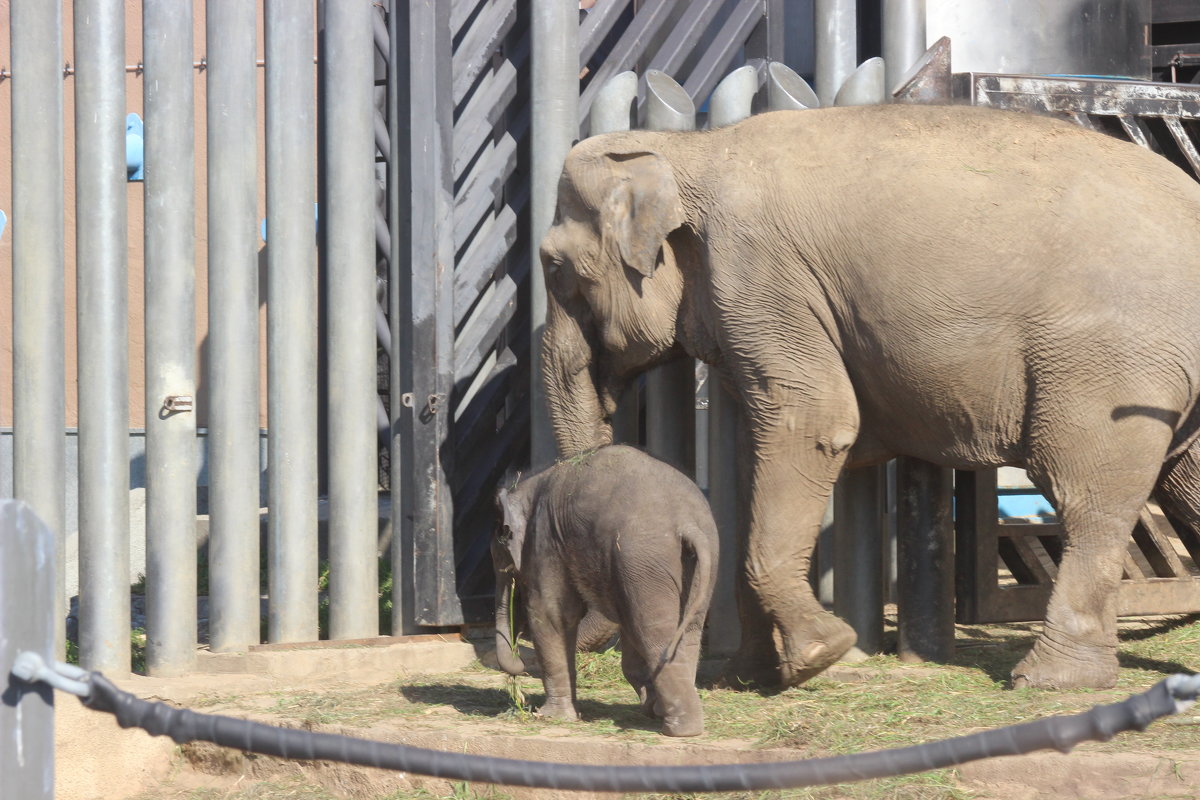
[665,524,718,665]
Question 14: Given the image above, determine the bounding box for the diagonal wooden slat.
[1164,115,1200,179]
[452,0,517,107]
[453,131,517,253]
[578,0,684,124]
[453,59,518,180]
[645,1,725,79]
[680,0,762,106]
[454,205,518,325]
[1005,531,1056,585]
[451,0,485,40]
[1134,506,1189,578]
[1118,114,1159,151]
[579,0,635,71]
[455,272,519,386]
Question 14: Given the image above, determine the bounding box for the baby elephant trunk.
[494,577,526,675]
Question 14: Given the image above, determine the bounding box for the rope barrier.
[11,651,1199,793]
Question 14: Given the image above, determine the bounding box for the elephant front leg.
[527,591,585,720]
[727,396,859,689]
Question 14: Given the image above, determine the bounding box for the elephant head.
[540,137,690,456]
[493,487,529,675]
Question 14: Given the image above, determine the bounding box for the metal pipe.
[588,71,640,447]
[815,0,857,107]
[75,0,130,673]
[0,501,56,798]
[143,0,198,676]
[834,56,886,106]
[324,0,380,641]
[11,0,66,661]
[642,70,695,475]
[883,0,927,95]
[765,61,820,110]
[206,0,261,654]
[895,456,955,663]
[266,0,320,644]
[834,466,885,653]
[531,0,578,466]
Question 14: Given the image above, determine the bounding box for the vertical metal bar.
[834,466,884,653]
[0,501,56,799]
[642,70,694,475]
[266,0,319,643]
[815,0,857,107]
[531,0,579,466]
[11,0,66,661]
[896,455,955,662]
[702,66,757,654]
[588,72,640,448]
[143,0,197,675]
[75,0,131,672]
[389,1,458,631]
[882,0,926,95]
[324,0,379,640]
[207,0,261,653]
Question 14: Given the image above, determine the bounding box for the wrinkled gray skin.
[493,445,718,736]
[538,102,1200,691]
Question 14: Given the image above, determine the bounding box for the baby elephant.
[492,445,718,736]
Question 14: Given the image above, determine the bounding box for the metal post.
[0,501,56,799]
[883,0,927,94]
[531,0,578,466]
[323,0,379,640]
[834,57,886,106]
[703,65,757,654]
[815,0,857,107]
[643,70,695,475]
[896,455,955,662]
[143,0,197,676]
[266,0,319,643]
[589,73,640,447]
[75,0,131,673]
[834,466,884,653]
[11,0,66,660]
[207,0,261,653]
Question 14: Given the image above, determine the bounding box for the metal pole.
[883,0,927,95]
[531,0,578,465]
[642,70,694,475]
[834,466,884,653]
[143,0,198,676]
[0,501,56,799]
[702,65,757,654]
[75,0,131,673]
[834,56,886,106]
[896,455,955,662]
[207,0,261,653]
[266,0,319,643]
[815,0,856,107]
[11,0,66,661]
[588,71,639,446]
[323,0,379,640]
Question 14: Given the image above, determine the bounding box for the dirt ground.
[54,617,1200,800]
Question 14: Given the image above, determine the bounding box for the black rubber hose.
[82,672,1177,793]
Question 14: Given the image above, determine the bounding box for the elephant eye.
[546,257,563,277]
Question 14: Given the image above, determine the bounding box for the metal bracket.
[426,393,445,414]
[162,395,194,414]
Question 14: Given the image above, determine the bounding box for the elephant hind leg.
[1013,414,1174,689]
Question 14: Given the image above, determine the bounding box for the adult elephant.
[538,102,1200,691]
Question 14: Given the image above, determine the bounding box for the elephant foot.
[776,612,857,688]
[535,697,579,721]
[1011,631,1118,690]
[661,712,704,738]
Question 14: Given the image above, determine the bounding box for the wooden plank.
[680,0,762,107]
[1117,578,1200,616]
[453,131,518,253]
[1154,0,1200,24]
[954,469,999,624]
[451,0,517,107]
[578,0,684,125]
[454,273,518,386]
[453,205,518,325]
[1134,506,1189,578]
[451,0,484,38]
[1007,534,1057,584]
[645,1,724,78]
[391,0,460,628]
[579,0,635,71]
[453,59,518,181]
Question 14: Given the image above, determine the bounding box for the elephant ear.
[495,488,528,565]
[600,151,684,278]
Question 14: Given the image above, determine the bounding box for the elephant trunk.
[541,294,613,456]
[494,576,525,675]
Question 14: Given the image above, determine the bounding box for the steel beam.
[323,0,380,640]
[266,0,319,643]
[206,0,262,653]
[815,0,856,107]
[143,0,197,676]
[11,0,66,660]
[882,0,926,95]
[75,0,131,672]
[531,0,578,466]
